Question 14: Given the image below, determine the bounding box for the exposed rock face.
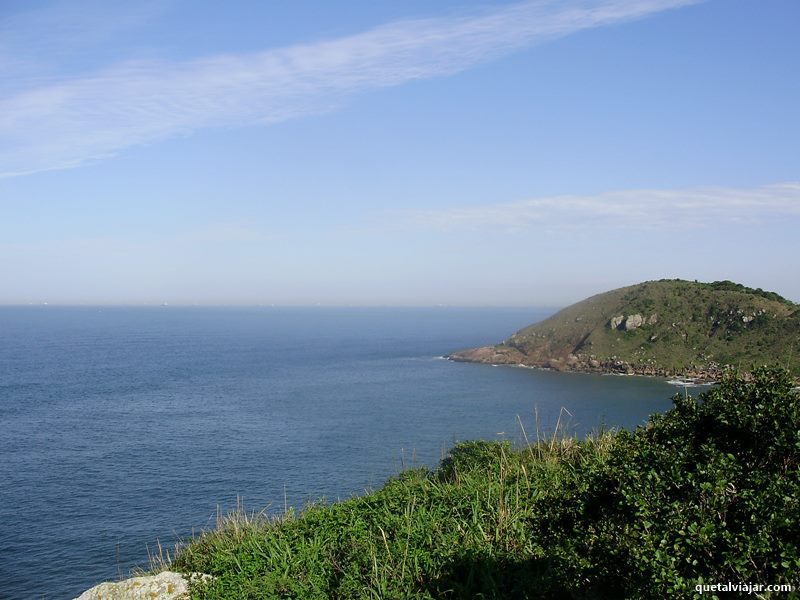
[623,314,644,331]
[74,572,209,600]
[448,345,526,364]
[610,313,657,331]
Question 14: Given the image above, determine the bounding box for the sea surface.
[0,307,696,599]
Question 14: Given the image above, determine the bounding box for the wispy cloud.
[0,0,699,177]
[0,0,167,84]
[403,182,800,231]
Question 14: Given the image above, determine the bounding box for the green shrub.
[583,367,800,598]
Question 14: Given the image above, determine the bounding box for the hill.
[449,279,800,378]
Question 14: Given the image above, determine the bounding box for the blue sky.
[1,0,798,306]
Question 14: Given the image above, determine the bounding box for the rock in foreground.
[74,572,205,600]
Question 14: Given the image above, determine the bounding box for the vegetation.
[489,279,800,377]
[171,368,799,599]
[702,280,793,305]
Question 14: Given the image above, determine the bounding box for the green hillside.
[451,280,800,378]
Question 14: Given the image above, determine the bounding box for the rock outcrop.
[622,314,644,331]
[74,572,210,600]
[447,345,526,365]
[609,313,658,331]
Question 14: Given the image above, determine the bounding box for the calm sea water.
[0,307,689,599]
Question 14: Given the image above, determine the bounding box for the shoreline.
[446,345,725,385]
[449,356,716,387]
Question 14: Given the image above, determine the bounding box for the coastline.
[446,345,724,384]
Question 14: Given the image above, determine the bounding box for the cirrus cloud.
[402,182,800,231]
[0,0,701,178]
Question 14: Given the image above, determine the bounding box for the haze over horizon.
[2,0,798,307]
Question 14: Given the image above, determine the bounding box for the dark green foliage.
[705,281,793,305]
[174,368,799,599]
[586,367,800,597]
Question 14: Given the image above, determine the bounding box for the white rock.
[74,571,208,600]
[623,314,644,330]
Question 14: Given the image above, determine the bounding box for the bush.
[583,367,800,597]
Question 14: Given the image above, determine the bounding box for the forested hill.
[450,280,800,378]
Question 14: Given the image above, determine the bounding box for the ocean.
[0,307,686,599]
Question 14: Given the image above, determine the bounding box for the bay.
[0,307,686,599]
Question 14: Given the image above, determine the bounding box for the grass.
[166,367,799,599]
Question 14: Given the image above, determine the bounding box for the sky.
[1,0,798,306]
